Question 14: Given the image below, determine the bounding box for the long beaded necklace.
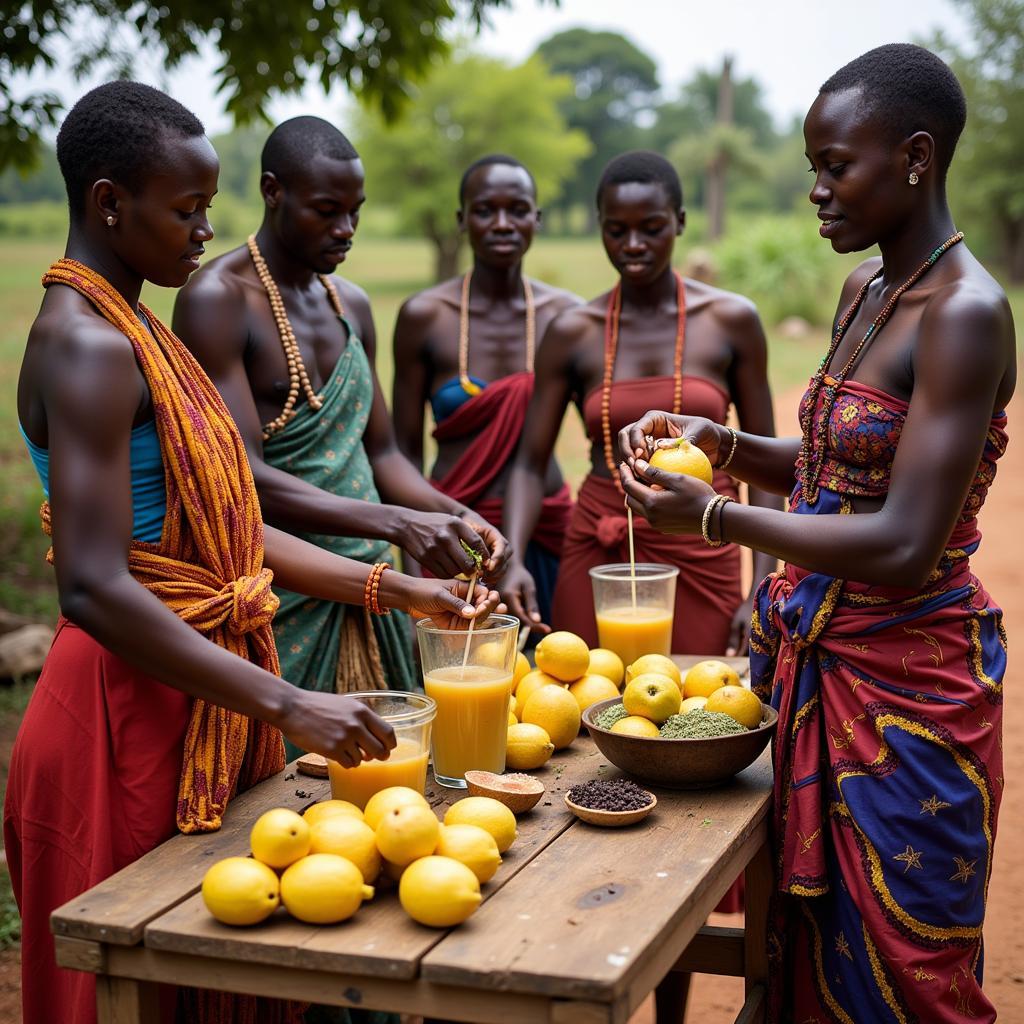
[602,270,687,494]
[458,269,536,396]
[798,230,964,505]
[247,234,346,440]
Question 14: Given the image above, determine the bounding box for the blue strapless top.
[430,375,487,423]
[19,419,167,544]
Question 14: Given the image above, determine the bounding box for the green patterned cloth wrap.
[263,329,416,763]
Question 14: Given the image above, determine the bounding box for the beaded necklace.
[798,230,964,505]
[247,234,346,440]
[602,271,686,494]
[458,269,536,396]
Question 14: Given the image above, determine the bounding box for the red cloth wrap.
[431,370,572,556]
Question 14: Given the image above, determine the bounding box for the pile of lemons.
[611,656,763,736]
[505,632,626,770]
[201,788,519,930]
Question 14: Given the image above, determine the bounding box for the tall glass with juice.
[416,614,519,788]
[327,692,434,809]
[589,563,679,667]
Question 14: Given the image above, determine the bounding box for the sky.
[18,0,970,138]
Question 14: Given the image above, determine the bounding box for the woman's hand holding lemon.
[618,457,716,537]
[618,410,730,470]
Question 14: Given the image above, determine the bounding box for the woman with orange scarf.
[5,82,499,1024]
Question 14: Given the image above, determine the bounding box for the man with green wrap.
[174,117,509,763]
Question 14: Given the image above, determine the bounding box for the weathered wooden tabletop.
[52,655,773,1024]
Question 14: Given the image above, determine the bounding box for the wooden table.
[52,656,773,1024]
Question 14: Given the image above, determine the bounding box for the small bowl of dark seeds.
[564,778,656,827]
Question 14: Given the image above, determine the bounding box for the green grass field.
[1,229,1020,621]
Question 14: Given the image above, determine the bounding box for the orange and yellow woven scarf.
[40,258,285,833]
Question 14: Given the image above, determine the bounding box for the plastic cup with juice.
[589,563,679,667]
[327,691,435,809]
[416,614,519,788]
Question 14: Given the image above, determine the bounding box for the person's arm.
[390,294,433,474]
[44,320,395,767]
[172,274,490,580]
[621,286,1015,588]
[501,307,586,629]
[348,282,510,577]
[717,296,784,654]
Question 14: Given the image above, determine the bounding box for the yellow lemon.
[680,695,709,714]
[505,722,554,770]
[522,683,581,749]
[587,648,625,688]
[508,710,518,727]
[622,673,681,724]
[436,824,502,884]
[250,808,311,869]
[399,856,481,927]
[363,786,430,831]
[302,799,364,827]
[201,857,280,926]
[476,640,509,669]
[568,674,621,715]
[626,654,682,690]
[610,716,661,738]
[513,652,530,688]
[683,660,740,700]
[309,815,381,884]
[509,692,519,720]
[704,685,764,729]
[648,437,714,485]
[515,668,562,707]
[534,631,590,682]
[280,853,374,924]
[374,803,440,866]
[444,797,517,853]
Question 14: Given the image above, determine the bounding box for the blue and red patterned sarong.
[751,380,1007,1023]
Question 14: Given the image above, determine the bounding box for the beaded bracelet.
[716,494,736,545]
[719,426,739,471]
[364,562,392,615]
[700,494,735,548]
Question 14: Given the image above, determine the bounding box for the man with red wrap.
[392,156,580,636]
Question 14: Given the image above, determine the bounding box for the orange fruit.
[610,716,661,738]
[568,674,621,715]
[522,683,581,749]
[683,660,740,699]
[622,673,681,724]
[516,668,562,707]
[648,438,714,485]
[704,686,763,729]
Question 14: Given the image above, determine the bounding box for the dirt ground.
[0,386,1019,1023]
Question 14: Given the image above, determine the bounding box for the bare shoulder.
[920,260,1014,352]
[688,278,762,332]
[544,294,605,346]
[176,245,251,316]
[33,291,137,368]
[839,256,883,306]
[396,277,460,328]
[527,278,584,314]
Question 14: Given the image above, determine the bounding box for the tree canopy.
[354,52,590,280]
[533,28,659,226]
[0,0,538,173]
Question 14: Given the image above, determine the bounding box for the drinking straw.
[461,569,479,671]
[627,505,638,610]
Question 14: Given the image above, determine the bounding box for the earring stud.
[908,172,920,186]
[106,215,116,226]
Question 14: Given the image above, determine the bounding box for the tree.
[0,0,541,174]
[533,29,659,231]
[354,52,590,281]
[926,0,1024,281]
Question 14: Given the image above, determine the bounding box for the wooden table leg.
[96,976,161,1024]
[741,834,772,1024]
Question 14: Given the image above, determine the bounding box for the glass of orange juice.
[327,691,435,809]
[589,563,680,667]
[416,614,519,788]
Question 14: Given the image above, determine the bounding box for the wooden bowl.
[582,698,777,789]
[464,771,545,813]
[564,792,656,827]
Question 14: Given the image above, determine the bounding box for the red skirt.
[4,618,190,1024]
